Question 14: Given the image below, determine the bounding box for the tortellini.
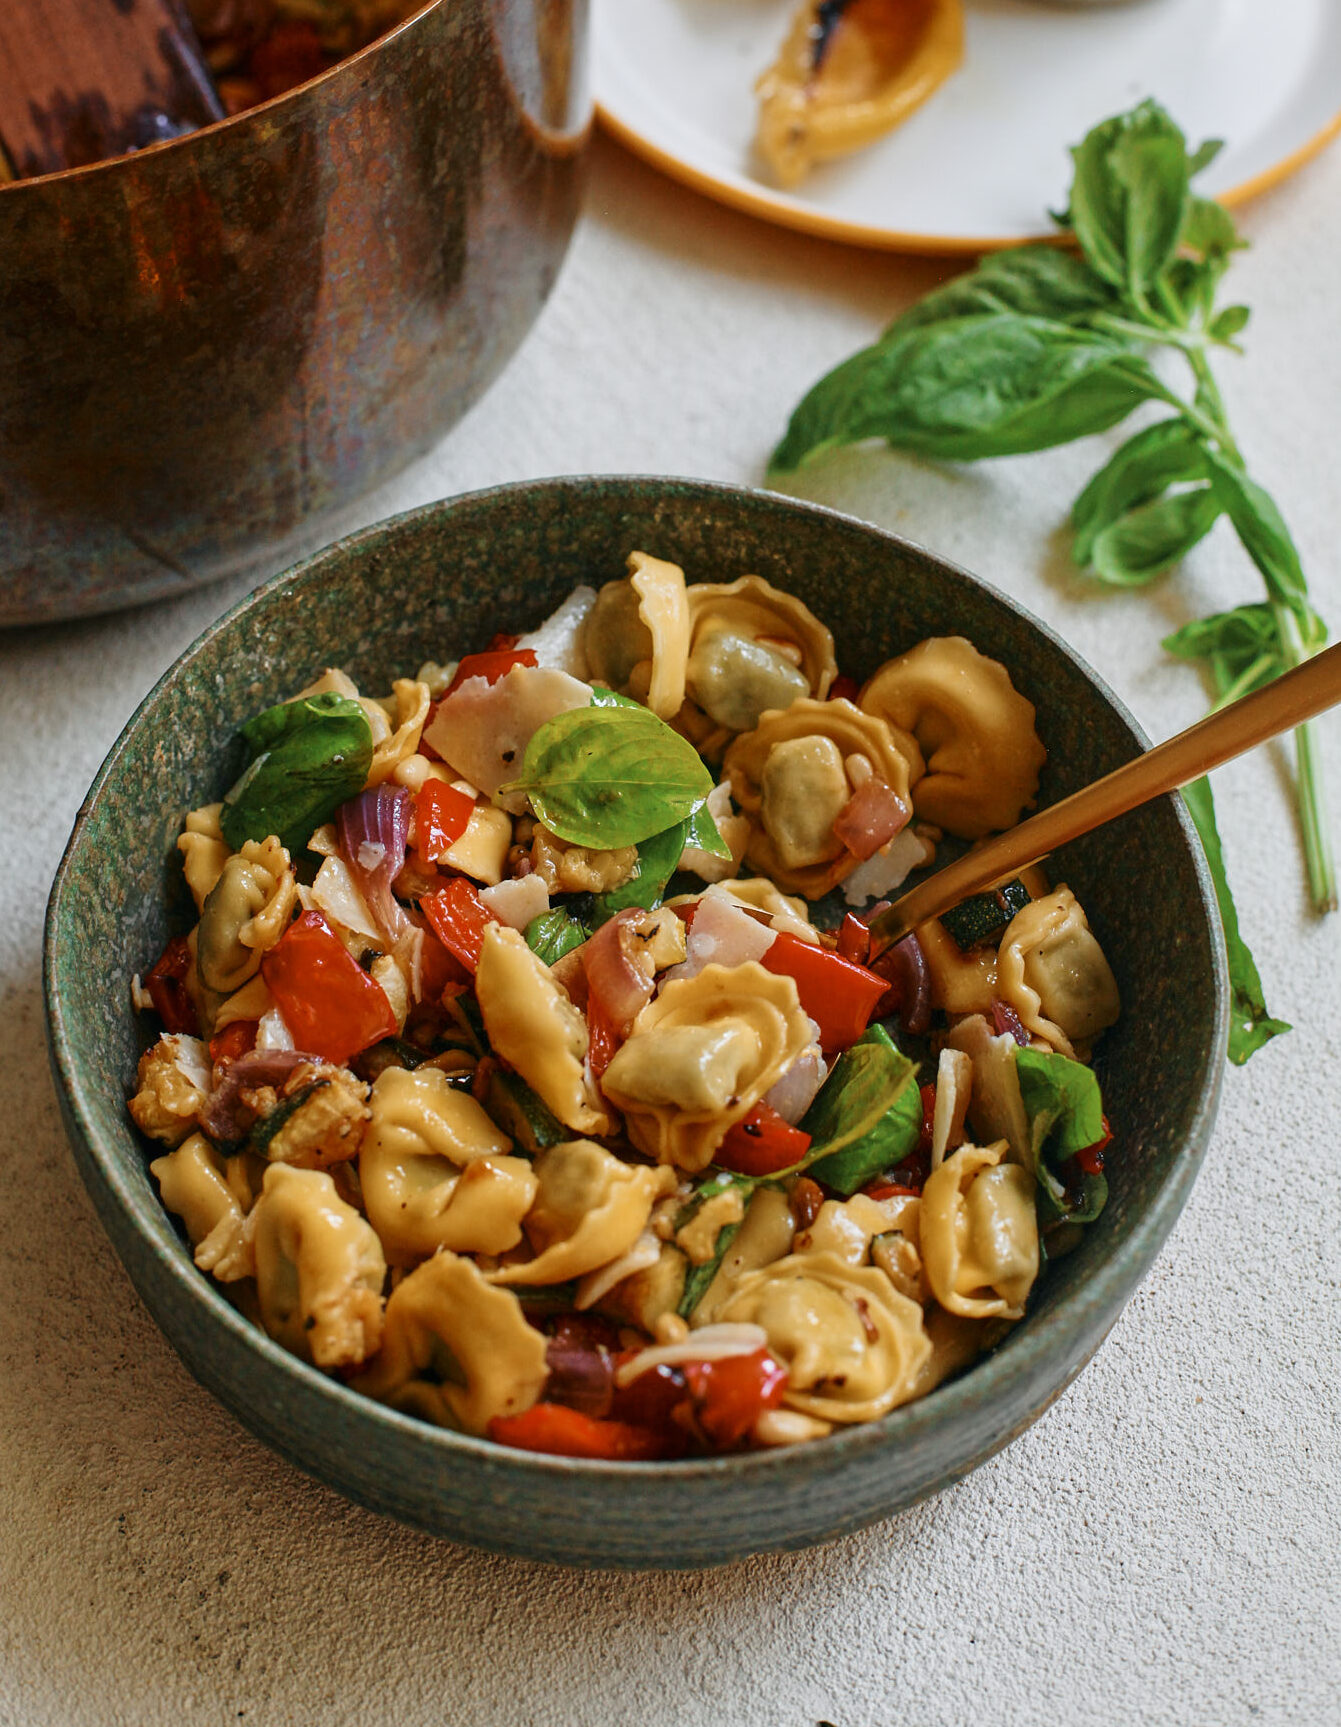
[246,1164,386,1369]
[917,916,999,1017]
[177,804,231,913]
[581,551,691,719]
[997,886,1120,1057]
[685,575,836,734]
[601,962,812,1171]
[364,679,431,787]
[724,699,922,896]
[920,1140,1039,1320]
[195,837,297,996]
[352,1251,548,1434]
[488,1139,676,1285]
[474,923,608,1134]
[150,1132,254,1281]
[360,1067,537,1265]
[717,1251,931,1423]
[860,635,1046,839]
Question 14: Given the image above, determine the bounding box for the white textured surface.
[2,131,1339,1727]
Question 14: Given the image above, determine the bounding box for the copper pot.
[0,0,589,624]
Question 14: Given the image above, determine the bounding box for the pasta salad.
[128,553,1120,1460]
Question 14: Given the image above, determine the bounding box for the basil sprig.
[500,701,715,850]
[771,98,1332,1062]
[220,692,373,854]
[1015,1048,1109,1229]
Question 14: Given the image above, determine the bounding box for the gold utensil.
[868,639,1341,957]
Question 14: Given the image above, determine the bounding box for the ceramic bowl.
[44,478,1227,1568]
[0,0,589,626]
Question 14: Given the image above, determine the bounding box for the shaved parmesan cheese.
[422,664,592,813]
[516,586,598,677]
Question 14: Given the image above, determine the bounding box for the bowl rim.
[44,474,1230,1491]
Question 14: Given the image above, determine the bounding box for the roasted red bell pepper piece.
[836,911,872,965]
[416,926,472,1001]
[414,779,474,862]
[830,674,860,704]
[760,932,888,1054]
[487,1402,671,1461]
[444,647,538,698]
[715,1100,811,1177]
[144,934,199,1035]
[209,1020,257,1065]
[420,875,498,974]
[683,1348,788,1448]
[1075,1115,1112,1176]
[260,911,397,1065]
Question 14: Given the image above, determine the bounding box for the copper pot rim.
[0,0,443,197]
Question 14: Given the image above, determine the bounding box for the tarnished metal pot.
[0,0,589,624]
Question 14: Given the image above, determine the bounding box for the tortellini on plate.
[920,1140,1039,1320]
[724,698,922,896]
[996,886,1121,1057]
[360,1067,537,1265]
[717,1251,931,1423]
[860,635,1045,839]
[601,962,812,1171]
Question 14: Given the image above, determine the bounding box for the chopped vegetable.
[1015,1046,1109,1225]
[800,1023,921,1195]
[525,907,590,966]
[260,910,397,1066]
[444,648,538,698]
[420,876,498,974]
[941,880,1033,950]
[209,1020,257,1064]
[487,1402,673,1460]
[414,780,474,861]
[220,692,373,854]
[716,1102,812,1177]
[759,932,887,1054]
[143,934,200,1035]
[683,1348,788,1448]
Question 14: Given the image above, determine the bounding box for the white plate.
[594,0,1341,252]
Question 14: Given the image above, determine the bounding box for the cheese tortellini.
[360,1067,537,1265]
[353,1251,548,1434]
[684,574,836,735]
[195,836,297,996]
[581,551,691,719]
[602,963,812,1171]
[724,699,922,895]
[997,886,1120,1057]
[920,1141,1039,1319]
[717,1252,931,1423]
[860,635,1046,839]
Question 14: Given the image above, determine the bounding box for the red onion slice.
[543,1333,615,1418]
[832,778,910,863]
[872,931,932,1036]
[199,1048,325,1144]
[337,786,413,947]
[991,998,1031,1047]
[579,909,656,1035]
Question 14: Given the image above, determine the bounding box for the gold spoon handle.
[867,638,1341,956]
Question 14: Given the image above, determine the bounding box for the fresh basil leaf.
[1037,1166,1109,1229]
[1185,136,1223,177]
[1201,447,1318,628]
[1180,776,1291,1064]
[1109,102,1190,295]
[1163,603,1288,699]
[894,246,1112,333]
[800,1024,921,1196]
[524,907,590,966]
[502,704,714,849]
[589,685,642,710]
[1209,304,1250,343]
[769,314,1160,473]
[684,797,731,859]
[1072,418,1207,566]
[1016,1047,1106,1169]
[1067,110,1131,288]
[1180,194,1245,263]
[591,819,689,920]
[220,692,373,854]
[1089,486,1222,587]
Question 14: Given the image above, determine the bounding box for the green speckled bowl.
[44,478,1227,1568]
